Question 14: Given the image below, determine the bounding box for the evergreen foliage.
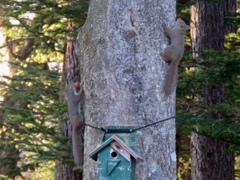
[0,0,88,178]
[176,0,240,178]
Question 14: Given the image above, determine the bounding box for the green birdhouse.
[89,135,143,180]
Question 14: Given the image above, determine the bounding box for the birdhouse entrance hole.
[111,151,118,158]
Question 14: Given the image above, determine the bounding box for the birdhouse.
[89,135,143,180]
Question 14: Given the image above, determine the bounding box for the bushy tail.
[72,127,84,167]
[72,114,84,167]
[164,62,178,96]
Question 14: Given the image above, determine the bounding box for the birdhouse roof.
[89,135,143,162]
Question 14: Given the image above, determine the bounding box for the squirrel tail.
[164,62,178,96]
[72,127,84,166]
[71,114,84,167]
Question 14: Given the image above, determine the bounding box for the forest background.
[0,0,239,179]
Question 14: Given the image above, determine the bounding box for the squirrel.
[63,82,84,167]
[160,18,190,95]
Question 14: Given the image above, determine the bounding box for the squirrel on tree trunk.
[63,82,84,167]
[161,18,190,95]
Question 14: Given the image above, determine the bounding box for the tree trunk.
[224,0,237,34]
[55,0,84,178]
[76,0,177,179]
[190,1,235,179]
[55,29,83,180]
[190,132,234,180]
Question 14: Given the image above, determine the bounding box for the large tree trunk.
[190,1,235,179]
[76,0,177,179]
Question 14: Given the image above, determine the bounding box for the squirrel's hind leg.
[161,47,172,63]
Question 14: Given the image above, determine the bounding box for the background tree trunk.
[224,0,237,34]
[55,20,83,179]
[76,0,177,179]
[190,1,235,179]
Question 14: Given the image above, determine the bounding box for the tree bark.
[190,1,235,179]
[191,132,234,180]
[76,0,177,179]
[55,41,83,180]
[54,0,84,178]
[55,21,83,179]
[224,0,237,34]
